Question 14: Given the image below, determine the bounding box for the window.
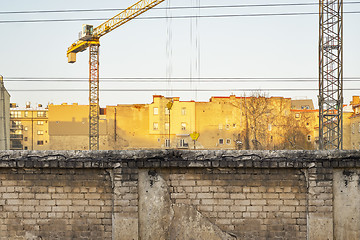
[295,113,300,118]
[24,112,28,117]
[37,141,44,145]
[307,135,311,142]
[181,107,186,115]
[153,122,158,130]
[24,127,28,131]
[10,111,21,118]
[233,124,236,128]
[219,139,224,145]
[165,122,169,130]
[37,111,46,117]
[37,130,44,135]
[219,124,223,130]
[226,138,231,145]
[165,139,170,148]
[24,137,28,142]
[301,105,310,110]
[225,124,230,130]
[24,146,28,150]
[37,121,44,125]
[181,122,186,131]
[165,107,170,115]
[268,124,272,131]
[153,107,158,115]
[179,139,188,148]
[13,121,22,126]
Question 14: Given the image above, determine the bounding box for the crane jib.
[67,0,165,57]
[94,0,165,38]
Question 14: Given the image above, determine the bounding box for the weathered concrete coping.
[0,150,359,169]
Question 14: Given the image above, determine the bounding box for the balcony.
[10,134,23,140]
[10,143,23,150]
[10,125,23,130]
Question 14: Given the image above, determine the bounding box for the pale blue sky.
[0,0,359,107]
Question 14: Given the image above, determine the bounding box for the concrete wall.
[0,150,360,239]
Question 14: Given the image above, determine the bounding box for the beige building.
[48,103,107,150]
[10,103,49,150]
[0,76,10,150]
[107,95,197,150]
[291,99,315,110]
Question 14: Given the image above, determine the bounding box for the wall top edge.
[0,150,359,169]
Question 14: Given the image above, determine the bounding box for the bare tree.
[279,113,314,150]
[242,91,275,150]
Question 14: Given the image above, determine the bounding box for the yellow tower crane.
[67,0,165,150]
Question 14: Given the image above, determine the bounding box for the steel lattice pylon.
[89,43,100,150]
[319,0,343,150]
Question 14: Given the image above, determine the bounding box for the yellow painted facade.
[9,105,49,150]
[18,94,358,150]
[48,103,107,150]
[290,109,318,150]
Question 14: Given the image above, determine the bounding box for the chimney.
[351,96,360,106]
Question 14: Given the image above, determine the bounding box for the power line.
[1,2,359,15]
[2,11,360,24]
[6,88,360,92]
[3,77,360,82]
[4,77,325,79]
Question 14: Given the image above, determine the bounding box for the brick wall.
[165,168,307,239]
[0,150,360,240]
[0,167,112,240]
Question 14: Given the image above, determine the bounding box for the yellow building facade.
[32,94,357,150]
[9,103,49,150]
[48,103,107,150]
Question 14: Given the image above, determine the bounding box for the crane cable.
[166,0,173,97]
[196,0,200,101]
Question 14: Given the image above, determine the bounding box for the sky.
[0,0,359,108]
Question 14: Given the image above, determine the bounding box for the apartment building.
[42,95,318,150]
[15,94,359,151]
[9,103,49,150]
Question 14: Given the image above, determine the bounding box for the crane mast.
[318,0,343,150]
[67,0,165,150]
